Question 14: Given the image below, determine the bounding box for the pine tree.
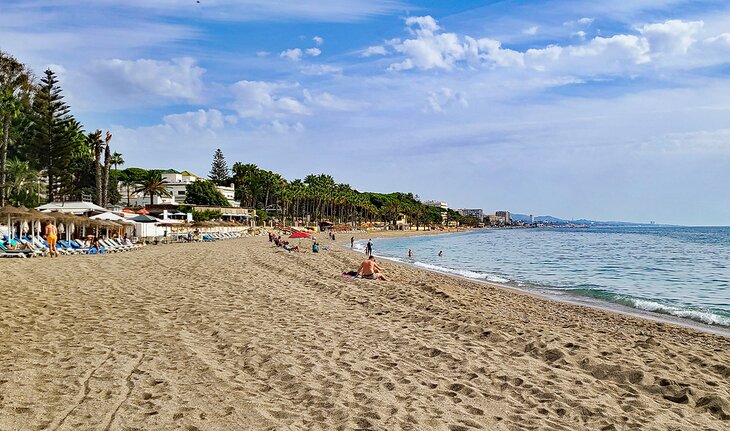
[29,69,74,202]
[209,148,229,186]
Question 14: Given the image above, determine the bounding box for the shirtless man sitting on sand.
[357,256,387,281]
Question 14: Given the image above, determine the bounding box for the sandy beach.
[1,233,729,430]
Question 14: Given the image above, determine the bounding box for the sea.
[354,226,730,331]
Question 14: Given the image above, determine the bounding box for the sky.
[2,0,730,225]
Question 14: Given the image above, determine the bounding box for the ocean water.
[355,227,730,328]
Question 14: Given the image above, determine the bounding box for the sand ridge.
[1,235,728,430]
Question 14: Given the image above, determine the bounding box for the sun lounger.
[0,247,26,257]
[31,235,70,255]
[64,239,90,253]
[107,238,136,250]
[58,240,85,254]
[99,239,126,252]
[17,238,47,257]
[57,240,84,255]
[0,241,34,257]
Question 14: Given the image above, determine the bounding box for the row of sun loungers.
[0,235,143,258]
[200,232,242,242]
[0,231,245,257]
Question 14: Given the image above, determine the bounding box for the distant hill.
[511,214,650,226]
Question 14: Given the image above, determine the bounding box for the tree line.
[1,49,457,228]
[207,152,448,228]
[0,50,122,207]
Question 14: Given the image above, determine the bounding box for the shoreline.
[347,229,730,337]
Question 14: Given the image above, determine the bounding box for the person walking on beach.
[350,236,354,248]
[366,239,373,257]
[44,222,58,257]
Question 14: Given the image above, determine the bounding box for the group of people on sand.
[268,232,303,252]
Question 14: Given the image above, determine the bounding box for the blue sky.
[2,0,730,225]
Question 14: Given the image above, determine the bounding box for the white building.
[423,200,448,211]
[458,208,483,219]
[423,200,448,223]
[121,171,239,207]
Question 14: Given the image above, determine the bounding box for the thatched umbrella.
[63,214,87,242]
[43,211,74,240]
[0,204,29,239]
[23,209,48,238]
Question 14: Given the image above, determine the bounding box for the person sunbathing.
[357,256,387,280]
[7,239,31,251]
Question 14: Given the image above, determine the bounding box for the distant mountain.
[511,214,649,226]
[511,214,565,223]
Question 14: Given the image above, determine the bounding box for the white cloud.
[578,17,594,26]
[476,38,526,67]
[523,26,539,36]
[303,90,359,111]
[389,32,467,71]
[564,17,595,27]
[231,80,309,119]
[92,57,205,101]
[163,109,225,133]
[305,47,322,57]
[300,64,343,75]
[425,87,468,113]
[567,34,651,65]
[268,120,305,134]
[280,48,303,62]
[361,45,388,57]
[705,33,730,45]
[386,17,718,76]
[256,51,270,57]
[405,15,441,37]
[313,36,324,46]
[281,46,321,61]
[639,19,703,56]
[230,80,358,123]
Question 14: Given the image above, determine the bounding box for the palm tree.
[111,151,124,171]
[134,171,171,206]
[0,51,32,206]
[89,130,103,205]
[121,178,136,205]
[5,158,39,207]
[101,132,112,206]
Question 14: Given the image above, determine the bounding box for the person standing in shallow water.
[366,239,373,256]
[408,248,413,258]
[438,250,443,257]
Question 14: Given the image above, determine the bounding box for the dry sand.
[1,233,728,430]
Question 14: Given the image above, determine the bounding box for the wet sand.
[1,234,728,430]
